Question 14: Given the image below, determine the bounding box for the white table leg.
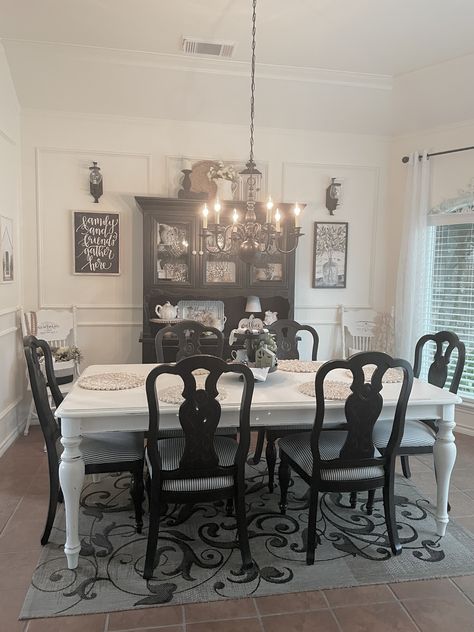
[433,405,456,537]
[58,418,84,569]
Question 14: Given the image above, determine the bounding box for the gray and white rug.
[21,460,474,619]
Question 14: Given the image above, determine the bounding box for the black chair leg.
[251,429,265,465]
[130,468,144,534]
[383,483,401,556]
[144,484,160,580]
[41,470,59,545]
[367,489,376,515]
[278,450,291,515]
[225,497,234,516]
[349,491,357,508]
[266,436,277,492]
[400,456,411,479]
[306,486,319,565]
[234,481,252,570]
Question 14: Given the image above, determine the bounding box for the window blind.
[425,222,474,398]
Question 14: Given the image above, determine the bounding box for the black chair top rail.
[413,331,465,394]
[154,320,224,363]
[311,351,413,473]
[269,319,319,361]
[146,354,254,480]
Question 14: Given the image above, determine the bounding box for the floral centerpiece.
[53,345,83,363]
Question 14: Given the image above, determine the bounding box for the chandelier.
[200,0,303,266]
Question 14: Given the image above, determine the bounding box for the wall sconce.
[325,177,342,215]
[89,161,103,203]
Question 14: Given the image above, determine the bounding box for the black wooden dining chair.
[278,352,413,564]
[143,354,255,579]
[252,319,319,492]
[24,335,145,545]
[374,331,465,479]
[154,320,224,363]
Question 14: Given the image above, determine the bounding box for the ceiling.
[1,0,474,134]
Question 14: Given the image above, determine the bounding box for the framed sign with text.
[73,210,120,275]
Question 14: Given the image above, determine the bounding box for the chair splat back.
[413,331,465,394]
[146,355,254,479]
[154,320,224,363]
[269,319,319,360]
[312,352,413,471]
[23,335,62,453]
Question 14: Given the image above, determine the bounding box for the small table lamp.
[245,296,262,314]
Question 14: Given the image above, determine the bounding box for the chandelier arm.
[274,230,304,255]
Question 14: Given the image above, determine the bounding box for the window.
[424,218,474,398]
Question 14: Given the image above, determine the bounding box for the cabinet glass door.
[153,218,194,286]
[200,228,243,288]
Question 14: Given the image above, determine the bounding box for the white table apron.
[56,364,461,569]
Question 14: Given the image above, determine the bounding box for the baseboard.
[455,424,474,437]
[0,397,25,458]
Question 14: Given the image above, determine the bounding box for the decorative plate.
[298,380,351,400]
[78,373,145,391]
[278,360,324,373]
[344,366,403,383]
[177,300,226,331]
[189,160,218,196]
[159,379,227,404]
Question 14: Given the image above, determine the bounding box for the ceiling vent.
[182,37,235,58]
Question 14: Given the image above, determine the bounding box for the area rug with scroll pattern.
[20,459,474,619]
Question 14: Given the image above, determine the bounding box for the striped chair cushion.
[373,419,436,449]
[279,431,384,482]
[81,432,144,465]
[146,436,237,492]
[157,427,236,438]
[268,422,345,433]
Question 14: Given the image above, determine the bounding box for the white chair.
[340,306,394,358]
[21,307,80,435]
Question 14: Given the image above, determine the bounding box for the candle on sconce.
[293,203,301,228]
[214,198,221,225]
[266,196,274,223]
[275,208,281,233]
[202,204,209,229]
[232,208,239,232]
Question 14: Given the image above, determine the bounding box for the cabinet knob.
[191,250,197,256]
[198,250,204,256]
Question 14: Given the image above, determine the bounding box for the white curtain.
[395,151,431,362]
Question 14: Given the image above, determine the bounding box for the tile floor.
[1,427,474,632]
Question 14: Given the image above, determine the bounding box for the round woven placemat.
[298,380,351,400]
[344,366,403,383]
[159,379,227,404]
[278,360,324,373]
[78,373,145,391]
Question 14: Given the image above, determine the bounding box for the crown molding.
[3,38,393,91]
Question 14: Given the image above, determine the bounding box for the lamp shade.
[245,296,262,313]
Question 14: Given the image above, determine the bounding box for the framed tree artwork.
[313,221,348,288]
[0,215,14,283]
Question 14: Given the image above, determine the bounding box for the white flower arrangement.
[207,161,238,183]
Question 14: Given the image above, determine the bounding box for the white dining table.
[55,363,462,570]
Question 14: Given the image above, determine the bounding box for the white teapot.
[155,301,178,320]
[264,310,278,325]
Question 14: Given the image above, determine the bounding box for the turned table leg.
[58,418,85,569]
[433,407,456,537]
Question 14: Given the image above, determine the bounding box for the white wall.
[0,43,23,454]
[388,119,474,434]
[21,110,391,366]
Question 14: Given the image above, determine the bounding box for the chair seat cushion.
[147,436,237,492]
[279,431,384,482]
[373,419,436,449]
[157,427,236,438]
[81,432,144,466]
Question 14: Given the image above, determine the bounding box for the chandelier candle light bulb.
[294,203,301,228]
[232,208,239,232]
[202,204,209,229]
[266,196,274,223]
[214,198,221,225]
[275,208,281,232]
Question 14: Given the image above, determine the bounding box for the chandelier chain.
[249,0,257,167]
